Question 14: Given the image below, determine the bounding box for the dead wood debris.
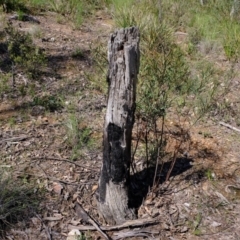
[0,135,28,144]
[112,229,159,240]
[9,14,40,24]
[219,121,240,134]
[32,156,99,172]
[36,214,52,240]
[75,199,110,240]
[68,215,160,231]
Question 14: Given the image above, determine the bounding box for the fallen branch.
[75,199,110,240]
[15,171,96,186]
[49,177,96,186]
[68,216,160,231]
[36,214,52,240]
[9,14,40,23]
[225,184,240,193]
[32,157,99,172]
[0,135,28,144]
[219,121,240,134]
[113,229,158,240]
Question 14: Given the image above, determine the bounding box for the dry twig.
[0,135,28,144]
[32,157,99,172]
[76,199,110,240]
[36,214,52,240]
[113,229,158,240]
[68,216,160,231]
[219,121,240,134]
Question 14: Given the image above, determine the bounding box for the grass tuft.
[0,170,41,236]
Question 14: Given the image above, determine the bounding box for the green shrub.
[5,24,46,79]
[88,42,108,93]
[0,170,41,236]
[106,0,237,180]
[25,0,109,28]
[65,115,94,159]
[32,95,63,112]
[0,0,28,12]
[0,73,10,97]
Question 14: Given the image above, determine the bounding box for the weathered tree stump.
[97,27,140,224]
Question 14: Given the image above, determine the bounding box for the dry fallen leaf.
[92,184,98,193]
[52,182,63,195]
[144,206,152,216]
[43,214,63,221]
[211,221,222,228]
[73,193,79,201]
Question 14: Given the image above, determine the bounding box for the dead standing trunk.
[97,27,140,224]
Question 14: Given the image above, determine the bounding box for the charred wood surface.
[98,27,140,224]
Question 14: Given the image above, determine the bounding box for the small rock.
[67,229,81,240]
[211,221,221,227]
[180,226,188,233]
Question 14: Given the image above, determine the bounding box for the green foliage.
[223,37,240,61]
[48,0,84,28]
[25,0,47,8]
[193,228,201,236]
[76,232,91,240]
[71,47,84,59]
[65,115,94,160]
[5,24,46,79]
[160,0,240,61]
[110,0,236,124]
[107,0,238,179]
[24,0,109,28]
[0,170,41,235]
[32,95,63,111]
[88,42,108,93]
[0,73,10,97]
[0,0,110,27]
[0,0,28,12]
[138,25,190,121]
[205,169,215,181]
[110,0,135,27]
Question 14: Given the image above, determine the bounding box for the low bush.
[5,24,46,79]
[0,170,41,236]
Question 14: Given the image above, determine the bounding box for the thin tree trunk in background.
[97,27,140,225]
[230,0,240,19]
[200,0,204,6]
[158,0,162,22]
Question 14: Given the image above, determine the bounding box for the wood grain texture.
[98,27,140,224]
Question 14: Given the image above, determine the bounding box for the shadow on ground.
[129,157,195,209]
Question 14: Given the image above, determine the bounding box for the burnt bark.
[97,27,140,224]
